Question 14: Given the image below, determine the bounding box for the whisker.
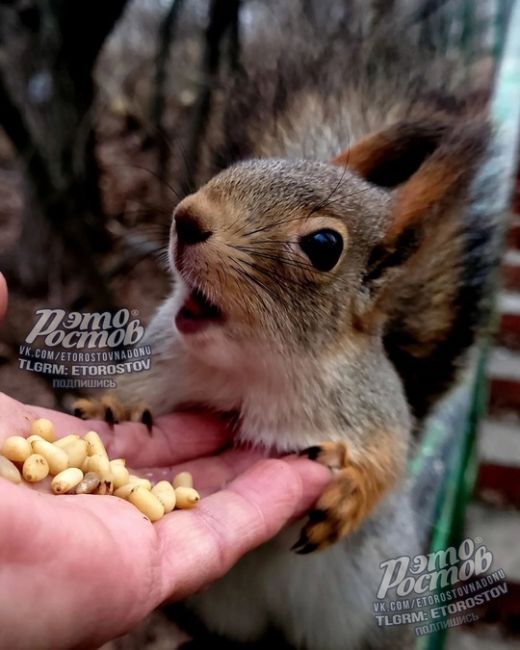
[234,246,316,274]
[254,238,300,246]
[308,164,349,216]
[111,164,182,202]
[122,210,166,220]
[155,249,171,270]
[230,264,271,313]
[235,256,316,302]
[153,125,196,195]
[239,212,313,238]
[230,261,278,304]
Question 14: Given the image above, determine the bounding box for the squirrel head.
[170,117,489,366]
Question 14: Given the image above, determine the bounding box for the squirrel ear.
[333,118,490,276]
[332,120,451,189]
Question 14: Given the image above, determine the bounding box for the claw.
[291,529,318,555]
[142,408,153,430]
[104,406,116,425]
[299,445,321,460]
[294,542,318,555]
[290,530,310,552]
[307,509,327,523]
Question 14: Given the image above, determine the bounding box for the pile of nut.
[0,418,200,522]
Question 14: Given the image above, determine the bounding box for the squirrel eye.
[299,229,343,271]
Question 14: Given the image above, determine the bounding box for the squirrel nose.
[174,209,212,245]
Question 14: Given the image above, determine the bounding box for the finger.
[0,393,232,466]
[0,272,7,321]
[154,457,331,601]
[36,407,232,466]
[104,412,232,467]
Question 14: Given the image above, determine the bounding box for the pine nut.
[128,475,152,490]
[4,419,201,520]
[84,431,107,458]
[75,472,101,494]
[51,468,84,494]
[172,471,193,489]
[62,439,88,469]
[53,434,80,449]
[30,418,56,442]
[109,460,129,488]
[128,486,164,522]
[2,436,32,463]
[114,483,135,499]
[0,455,22,484]
[151,481,176,513]
[31,439,68,475]
[23,454,49,482]
[174,486,200,509]
[86,453,111,477]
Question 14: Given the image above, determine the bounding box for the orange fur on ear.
[332,120,448,189]
[332,131,394,177]
[332,119,490,245]
[386,122,489,244]
[386,155,463,243]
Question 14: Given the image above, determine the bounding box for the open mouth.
[175,287,224,335]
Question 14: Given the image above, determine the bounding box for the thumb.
[0,272,7,322]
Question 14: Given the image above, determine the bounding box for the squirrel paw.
[73,395,153,428]
[293,442,382,554]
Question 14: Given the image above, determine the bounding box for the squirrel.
[74,2,501,648]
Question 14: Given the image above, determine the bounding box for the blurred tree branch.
[0,0,128,307]
[0,70,52,193]
[184,0,241,183]
[153,0,187,194]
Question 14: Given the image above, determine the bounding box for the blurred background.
[0,1,518,649]
[0,0,511,406]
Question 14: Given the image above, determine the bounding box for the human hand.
[0,275,330,649]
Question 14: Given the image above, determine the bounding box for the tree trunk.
[0,0,128,306]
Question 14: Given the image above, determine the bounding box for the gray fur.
[105,2,500,648]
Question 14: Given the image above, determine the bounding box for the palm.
[0,392,330,648]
